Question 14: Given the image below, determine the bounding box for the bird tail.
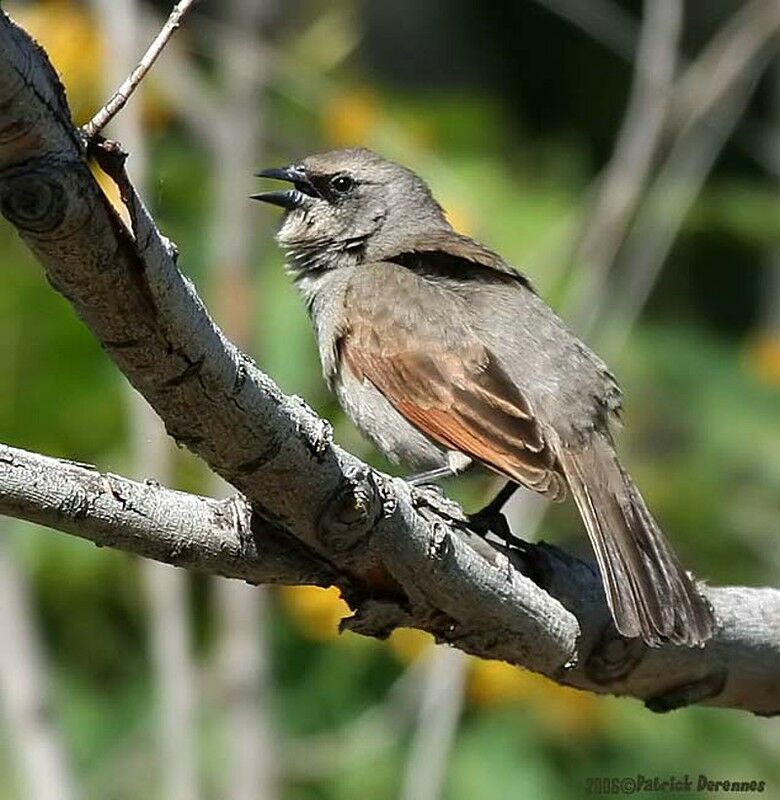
[558,433,713,647]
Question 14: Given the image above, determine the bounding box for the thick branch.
[1,10,779,715]
[3,442,779,716]
[0,443,330,587]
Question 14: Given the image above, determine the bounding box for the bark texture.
[1,11,779,716]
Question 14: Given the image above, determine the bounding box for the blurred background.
[1,0,779,798]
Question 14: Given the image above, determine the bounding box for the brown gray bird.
[253,148,713,647]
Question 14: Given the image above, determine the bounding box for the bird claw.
[410,481,527,552]
[467,507,526,551]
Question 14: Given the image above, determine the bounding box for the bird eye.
[330,175,354,194]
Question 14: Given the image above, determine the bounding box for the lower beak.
[251,165,314,209]
[250,188,307,209]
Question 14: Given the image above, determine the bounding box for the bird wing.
[387,229,536,287]
[339,263,565,499]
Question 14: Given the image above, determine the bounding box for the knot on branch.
[318,469,384,553]
[645,669,727,713]
[0,167,65,233]
[340,598,410,639]
[585,621,646,684]
[0,104,34,146]
[289,394,334,461]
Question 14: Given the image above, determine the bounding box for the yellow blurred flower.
[744,333,780,386]
[387,627,435,663]
[468,659,540,706]
[9,0,103,123]
[280,585,351,641]
[322,87,379,147]
[538,682,605,738]
[468,659,604,738]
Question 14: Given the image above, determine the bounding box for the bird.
[252,147,713,647]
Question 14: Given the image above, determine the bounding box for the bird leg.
[407,469,525,550]
[405,465,459,486]
[468,481,522,547]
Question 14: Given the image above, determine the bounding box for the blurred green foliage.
[1,1,779,799]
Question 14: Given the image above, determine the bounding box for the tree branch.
[0,443,330,587]
[82,0,199,139]
[1,10,779,716]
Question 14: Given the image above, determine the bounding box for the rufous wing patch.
[339,321,565,500]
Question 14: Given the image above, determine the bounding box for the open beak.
[251,166,320,210]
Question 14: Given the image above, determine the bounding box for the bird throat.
[281,236,364,279]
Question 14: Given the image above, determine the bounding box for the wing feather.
[339,319,566,501]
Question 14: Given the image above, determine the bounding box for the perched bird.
[253,148,713,647]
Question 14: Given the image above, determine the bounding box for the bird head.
[253,148,450,272]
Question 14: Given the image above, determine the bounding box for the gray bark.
[0,10,779,717]
[0,443,326,586]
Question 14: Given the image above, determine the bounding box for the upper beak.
[251,165,319,210]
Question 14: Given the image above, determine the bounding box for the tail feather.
[558,434,713,647]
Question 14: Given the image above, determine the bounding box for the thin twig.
[604,61,769,355]
[562,0,780,339]
[564,0,683,333]
[81,0,198,139]
[530,0,780,179]
[138,6,221,150]
[599,0,780,351]
[669,0,780,138]
[528,0,637,62]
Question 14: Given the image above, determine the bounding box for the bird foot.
[467,506,526,551]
